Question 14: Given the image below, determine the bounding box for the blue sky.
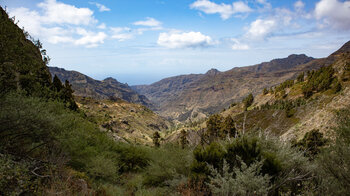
[1,0,350,85]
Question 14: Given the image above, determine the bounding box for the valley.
[2,3,350,195]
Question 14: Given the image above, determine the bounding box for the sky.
[1,0,350,85]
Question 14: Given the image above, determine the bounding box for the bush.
[0,93,151,193]
[316,108,350,195]
[296,129,327,158]
[143,144,192,189]
[207,159,271,196]
[191,134,312,195]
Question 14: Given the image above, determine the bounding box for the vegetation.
[302,66,340,98]
[206,114,236,143]
[263,88,269,95]
[242,93,254,110]
[2,5,350,195]
[153,131,161,147]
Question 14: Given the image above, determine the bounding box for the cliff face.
[49,67,153,108]
[132,54,317,121]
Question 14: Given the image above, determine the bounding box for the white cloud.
[294,0,305,11]
[48,35,75,44]
[245,19,276,40]
[38,0,96,25]
[111,27,134,41]
[97,23,107,29]
[75,28,107,48]
[157,31,213,48]
[190,0,252,20]
[256,0,272,10]
[8,0,107,47]
[10,7,43,37]
[89,2,111,12]
[231,39,249,50]
[315,0,350,30]
[133,17,162,27]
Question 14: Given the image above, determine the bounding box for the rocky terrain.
[75,96,173,145]
[167,41,350,144]
[132,54,319,122]
[49,67,153,108]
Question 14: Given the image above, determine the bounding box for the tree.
[242,93,254,110]
[61,80,78,111]
[153,131,161,147]
[180,130,188,149]
[297,72,305,83]
[263,88,268,95]
[52,75,63,92]
[221,116,236,139]
[206,114,223,142]
[297,129,327,158]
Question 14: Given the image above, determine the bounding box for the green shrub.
[191,134,311,195]
[207,159,271,196]
[143,144,192,188]
[316,108,350,195]
[296,129,327,158]
[242,93,254,110]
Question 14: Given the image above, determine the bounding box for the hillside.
[75,96,172,145]
[165,41,350,144]
[2,3,350,194]
[132,54,317,122]
[0,7,52,96]
[49,67,153,107]
[168,41,350,145]
[232,41,350,141]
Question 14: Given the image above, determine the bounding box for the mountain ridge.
[49,66,153,108]
[132,53,318,121]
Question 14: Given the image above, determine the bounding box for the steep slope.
[224,41,350,141]
[133,54,316,121]
[49,67,153,107]
[0,7,52,95]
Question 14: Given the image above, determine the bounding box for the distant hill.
[132,54,317,122]
[49,67,153,107]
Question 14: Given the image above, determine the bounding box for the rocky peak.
[103,77,119,84]
[206,68,220,75]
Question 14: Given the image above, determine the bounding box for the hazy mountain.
[49,67,153,107]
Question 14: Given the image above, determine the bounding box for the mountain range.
[132,53,323,121]
[51,42,350,123]
[49,67,153,108]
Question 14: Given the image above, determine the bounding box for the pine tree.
[242,93,254,111]
[207,114,223,142]
[297,72,305,83]
[153,131,161,147]
[52,75,63,92]
[221,116,236,139]
[180,130,188,149]
[61,80,78,111]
